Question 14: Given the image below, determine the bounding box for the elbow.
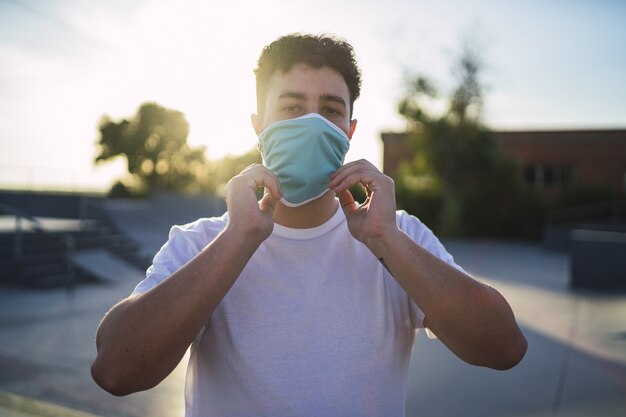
[91,356,137,397]
[91,351,162,396]
[492,330,528,371]
[486,288,528,370]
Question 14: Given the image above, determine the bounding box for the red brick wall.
[493,130,626,193]
[382,129,626,194]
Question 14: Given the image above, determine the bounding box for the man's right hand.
[224,163,282,242]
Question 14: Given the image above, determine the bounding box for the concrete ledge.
[0,391,103,417]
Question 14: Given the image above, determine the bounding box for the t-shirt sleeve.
[131,215,227,296]
[395,210,467,334]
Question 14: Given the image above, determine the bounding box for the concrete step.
[68,249,144,283]
[17,260,68,280]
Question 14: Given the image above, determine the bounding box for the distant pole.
[15,215,22,260]
[65,234,75,289]
[79,197,88,230]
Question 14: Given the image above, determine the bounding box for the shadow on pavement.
[407,324,626,417]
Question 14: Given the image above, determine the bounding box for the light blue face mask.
[258,113,351,207]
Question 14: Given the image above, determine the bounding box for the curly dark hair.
[254,33,362,117]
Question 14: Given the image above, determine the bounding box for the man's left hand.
[329,159,398,246]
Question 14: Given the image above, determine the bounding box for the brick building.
[381,129,626,197]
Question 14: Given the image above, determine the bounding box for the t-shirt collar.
[271,202,345,240]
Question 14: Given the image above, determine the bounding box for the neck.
[273,191,338,228]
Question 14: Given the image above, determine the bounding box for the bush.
[395,176,445,234]
[557,184,619,208]
[107,180,148,199]
[469,186,546,240]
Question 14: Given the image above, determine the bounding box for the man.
[92,33,527,416]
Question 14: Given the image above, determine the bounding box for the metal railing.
[0,202,45,260]
[547,200,626,225]
[78,196,106,230]
[0,202,75,286]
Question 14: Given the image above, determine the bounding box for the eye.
[283,104,302,113]
[323,107,343,117]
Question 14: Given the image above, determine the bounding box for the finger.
[259,192,277,214]
[331,171,380,194]
[236,164,283,200]
[337,189,358,214]
[329,161,380,191]
[257,166,283,201]
[254,174,283,201]
[330,159,376,180]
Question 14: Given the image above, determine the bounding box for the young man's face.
[252,63,357,139]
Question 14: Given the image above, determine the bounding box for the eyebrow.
[320,94,347,108]
[277,91,347,108]
[277,91,306,101]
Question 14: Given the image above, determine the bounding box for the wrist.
[362,226,401,258]
[223,221,271,248]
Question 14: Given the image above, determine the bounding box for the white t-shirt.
[133,206,464,417]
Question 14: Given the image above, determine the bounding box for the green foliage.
[348,184,368,204]
[107,180,132,198]
[395,173,445,234]
[449,47,484,124]
[95,102,211,194]
[396,45,547,238]
[94,102,270,198]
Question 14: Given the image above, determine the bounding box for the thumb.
[337,189,357,215]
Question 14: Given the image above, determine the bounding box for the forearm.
[365,229,527,370]
[92,225,264,395]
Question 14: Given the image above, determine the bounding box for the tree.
[95,102,211,194]
[397,45,545,238]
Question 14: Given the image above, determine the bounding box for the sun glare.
[0,0,401,191]
[86,1,267,159]
[74,0,398,165]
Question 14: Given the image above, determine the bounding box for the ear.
[251,113,262,135]
[347,119,357,140]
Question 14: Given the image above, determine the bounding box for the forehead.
[265,64,350,103]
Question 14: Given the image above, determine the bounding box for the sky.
[1,0,625,192]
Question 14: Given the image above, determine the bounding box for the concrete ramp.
[68,249,144,283]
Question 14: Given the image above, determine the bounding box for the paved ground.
[406,240,626,417]
[0,263,186,417]
[0,390,103,417]
[1,235,625,416]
